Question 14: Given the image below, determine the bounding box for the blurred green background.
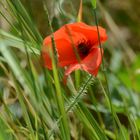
[0,0,140,139]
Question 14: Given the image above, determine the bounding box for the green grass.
[0,0,140,140]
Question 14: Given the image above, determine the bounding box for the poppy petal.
[66,22,107,45]
[65,48,102,76]
[42,31,87,68]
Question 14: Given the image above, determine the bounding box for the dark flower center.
[78,43,90,57]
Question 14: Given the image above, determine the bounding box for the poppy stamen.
[78,42,90,58]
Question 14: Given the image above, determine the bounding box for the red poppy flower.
[42,22,107,77]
